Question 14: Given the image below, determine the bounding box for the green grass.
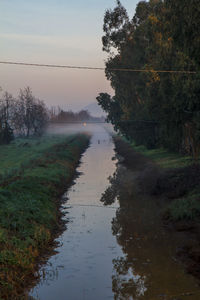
[130,142,192,169]
[130,142,200,222]
[167,188,200,221]
[0,134,72,175]
[132,144,200,222]
[0,133,90,299]
[117,136,200,223]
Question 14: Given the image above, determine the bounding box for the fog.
[46,122,115,136]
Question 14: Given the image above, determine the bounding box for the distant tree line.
[50,107,105,123]
[0,87,48,144]
[97,0,200,159]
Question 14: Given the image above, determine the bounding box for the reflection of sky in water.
[129,270,147,297]
[113,265,147,299]
[30,124,123,300]
[134,275,147,297]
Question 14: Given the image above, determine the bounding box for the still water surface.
[30,124,200,300]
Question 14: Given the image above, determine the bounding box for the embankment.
[0,134,90,300]
[113,136,200,283]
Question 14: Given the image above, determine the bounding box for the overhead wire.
[0,61,197,74]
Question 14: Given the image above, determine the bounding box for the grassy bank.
[0,134,90,299]
[132,144,200,221]
[130,141,192,169]
[115,136,200,222]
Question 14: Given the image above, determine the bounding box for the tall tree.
[97,0,200,157]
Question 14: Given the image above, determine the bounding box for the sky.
[0,0,138,110]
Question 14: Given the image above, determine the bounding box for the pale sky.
[0,0,138,110]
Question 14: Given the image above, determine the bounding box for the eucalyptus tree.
[97,0,200,157]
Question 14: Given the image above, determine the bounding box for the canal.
[30,124,200,300]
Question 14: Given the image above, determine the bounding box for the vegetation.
[0,133,90,299]
[49,107,105,123]
[0,87,48,144]
[130,141,192,169]
[168,190,200,221]
[114,136,200,222]
[97,0,200,160]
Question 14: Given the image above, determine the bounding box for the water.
[30,124,200,300]
[30,124,122,300]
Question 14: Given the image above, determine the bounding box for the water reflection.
[30,124,200,300]
[30,125,121,300]
[112,257,147,299]
[101,164,200,299]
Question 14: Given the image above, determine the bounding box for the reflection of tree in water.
[105,163,200,300]
[100,170,119,206]
[100,164,133,206]
[101,166,148,299]
[112,207,148,299]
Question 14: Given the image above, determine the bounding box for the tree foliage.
[97,0,200,158]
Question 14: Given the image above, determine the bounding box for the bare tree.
[32,99,49,136]
[12,87,49,137]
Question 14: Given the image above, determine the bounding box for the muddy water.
[30,124,200,300]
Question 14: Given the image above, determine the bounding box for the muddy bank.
[113,136,200,285]
[0,134,90,300]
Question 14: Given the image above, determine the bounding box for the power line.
[0,61,197,74]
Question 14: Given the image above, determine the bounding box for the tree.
[77,110,90,121]
[97,0,200,156]
[12,87,48,137]
[32,99,49,136]
[0,92,14,144]
[102,0,130,53]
